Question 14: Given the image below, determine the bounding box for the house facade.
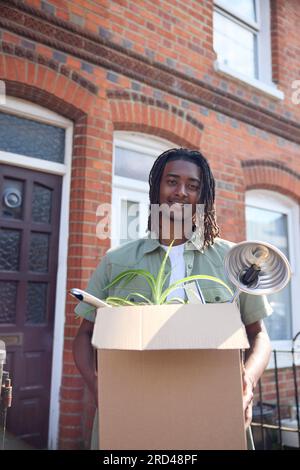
[0,0,299,449]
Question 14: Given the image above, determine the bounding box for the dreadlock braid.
[147,148,220,247]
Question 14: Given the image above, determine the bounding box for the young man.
[73,148,272,449]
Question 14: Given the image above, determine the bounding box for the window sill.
[214,61,285,101]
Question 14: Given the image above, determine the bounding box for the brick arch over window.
[108,93,203,148]
[242,160,300,203]
[1,51,97,117]
[0,55,109,449]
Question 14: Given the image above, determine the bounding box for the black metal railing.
[251,332,300,450]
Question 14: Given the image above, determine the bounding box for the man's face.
[159,159,202,223]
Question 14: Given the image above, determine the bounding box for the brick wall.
[254,364,300,426]
[17,0,300,121]
[0,0,299,449]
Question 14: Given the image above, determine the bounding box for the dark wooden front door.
[0,164,62,448]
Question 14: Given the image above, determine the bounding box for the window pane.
[0,112,65,163]
[115,147,155,182]
[0,281,17,324]
[26,282,48,324]
[217,0,256,21]
[32,184,52,224]
[0,228,21,271]
[246,205,292,341]
[29,233,49,272]
[120,200,140,245]
[214,11,257,79]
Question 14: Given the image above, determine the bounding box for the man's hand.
[243,320,272,429]
[73,318,98,408]
[242,366,255,429]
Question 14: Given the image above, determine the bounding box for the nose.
[175,183,188,198]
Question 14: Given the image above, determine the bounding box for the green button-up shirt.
[74,235,272,325]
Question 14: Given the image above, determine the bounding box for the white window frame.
[246,190,300,368]
[213,0,284,100]
[112,132,175,248]
[0,96,73,448]
[112,187,149,247]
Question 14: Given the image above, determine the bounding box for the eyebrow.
[165,173,201,183]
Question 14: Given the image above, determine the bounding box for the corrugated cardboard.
[92,303,250,450]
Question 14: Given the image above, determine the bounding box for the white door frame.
[0,96,73,449]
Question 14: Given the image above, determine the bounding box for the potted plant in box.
[104,241,233,306]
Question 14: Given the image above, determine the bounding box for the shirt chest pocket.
[200,286,232,304]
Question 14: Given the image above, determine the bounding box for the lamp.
[224,240,291,301]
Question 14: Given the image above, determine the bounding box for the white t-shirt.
[161,243,186,301]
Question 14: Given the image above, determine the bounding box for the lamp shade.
[224,240,291,295]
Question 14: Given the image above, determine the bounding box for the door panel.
[0,164,62,448]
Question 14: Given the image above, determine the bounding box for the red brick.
[60,413,82,427]
[3,32,20,45]
[59,426,82,440]
[5,56,18,81]
[63,81,79,103]
[35,65,47,89]
[15,58,26,82]
[53,75,69,99]
[61,376,84,389]
[26,61,36,85]
[44,68,59,93]
[60,401,84,414]
[60,388,84,401]
[59,439,84,450]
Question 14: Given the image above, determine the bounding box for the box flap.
[92,303,249,351]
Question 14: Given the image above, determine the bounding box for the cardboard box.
[92,303,249,450]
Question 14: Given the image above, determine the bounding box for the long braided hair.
[147,148,220,247]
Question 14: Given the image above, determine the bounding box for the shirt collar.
[185,231,205,253]
[142,233,161,254]
[142,231,204,254]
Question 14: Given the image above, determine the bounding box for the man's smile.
[167,200,188,206]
